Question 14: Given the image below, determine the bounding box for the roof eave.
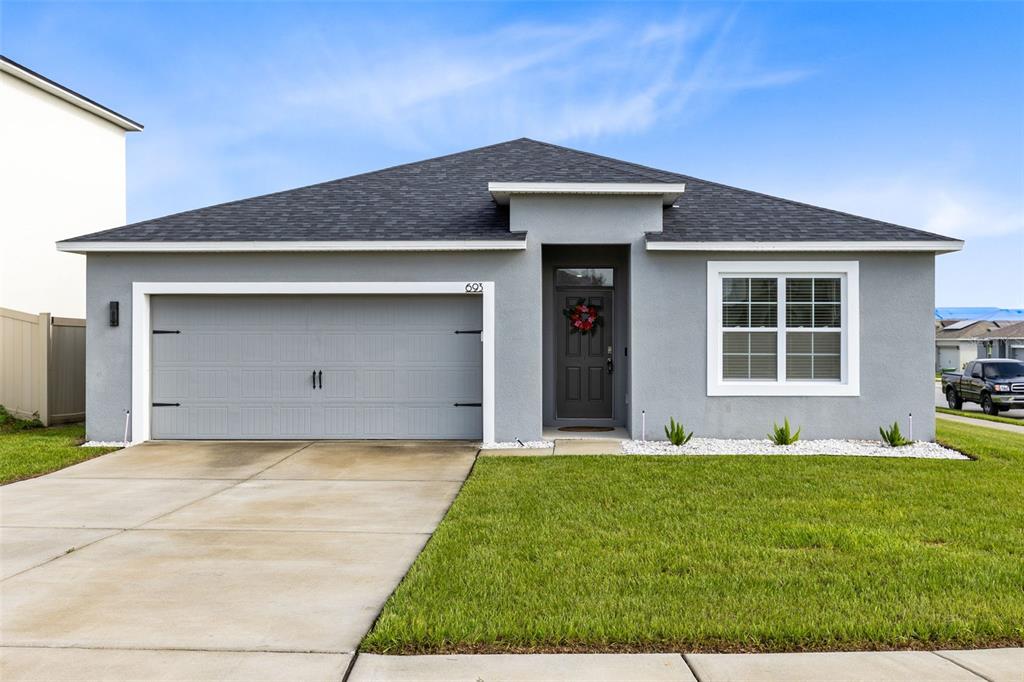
[55,238,529,254]
[1,56,143,132]
[645,239,964,254]
[489,182,685,206]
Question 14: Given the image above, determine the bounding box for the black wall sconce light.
[109,301,119,327]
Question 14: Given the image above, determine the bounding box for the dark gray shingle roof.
[65,138,958,243]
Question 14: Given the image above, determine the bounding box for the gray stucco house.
[59,139,962,444]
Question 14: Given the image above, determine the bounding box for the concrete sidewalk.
[348,649,1023,682]
[937,412,1024,434]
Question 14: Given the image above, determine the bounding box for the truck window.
[970,363,983,378]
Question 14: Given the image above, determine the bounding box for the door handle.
[318,370,323,390]
[312,370,317,389]
[607,357,614,374]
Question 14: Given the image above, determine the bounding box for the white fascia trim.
[131,281,496,445]
[58,240,528,254]
[489,182,686,206]
[649,240,964,254]
[706,261,861,397]
[0,60,143,132]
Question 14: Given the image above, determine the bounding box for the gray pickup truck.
[941,359,1024,415]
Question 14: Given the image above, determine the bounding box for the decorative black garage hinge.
[453,402,482,407]
[152,402,181,407]
[152,329,181,334]
[453,329,482,334]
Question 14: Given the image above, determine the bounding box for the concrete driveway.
[0,440,478,681]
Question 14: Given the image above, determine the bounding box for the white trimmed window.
[707,261,860,396]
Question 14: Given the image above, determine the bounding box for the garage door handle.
[152,402,180,407]
[318,370,323,390]
[453,402,482,407]
[312,370,317,389]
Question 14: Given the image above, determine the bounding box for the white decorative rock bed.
[479,440,554,450]
[622,438,967,460]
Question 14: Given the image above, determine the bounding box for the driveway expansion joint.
[681,653,705,682]
[932,651,998,682]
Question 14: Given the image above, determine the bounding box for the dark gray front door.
[556,290,613,419]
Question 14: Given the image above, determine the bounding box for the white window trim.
[706,261,860,396]
[131,281,495,445]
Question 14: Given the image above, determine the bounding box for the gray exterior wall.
[630,251,936,441]
[84,194,938,442]
[85,251,543,442]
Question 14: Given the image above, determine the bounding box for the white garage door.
[150,295,482,439]
[936,345,960,373]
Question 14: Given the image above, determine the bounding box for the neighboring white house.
[0,56,141,317]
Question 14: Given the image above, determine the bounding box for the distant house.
[0,56,142,317]
[935,319,1018,371]
[978,321,1024,362]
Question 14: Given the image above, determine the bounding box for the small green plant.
[879,421,912,447]
[664,417,693,446]
[768,418,801,445]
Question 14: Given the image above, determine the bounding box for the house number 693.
[464,282,484,293]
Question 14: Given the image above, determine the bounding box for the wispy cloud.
[808,175,1024,241]
[244,9,812,145]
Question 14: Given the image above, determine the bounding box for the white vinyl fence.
[0,307,86,425]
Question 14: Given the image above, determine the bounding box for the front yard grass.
[0,410,119,484]
[936,406,1023,426]
[363,420,1024,654]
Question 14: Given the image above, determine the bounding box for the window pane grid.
[786,332,841,380]
[786,277,841,329]
[720,274,844,384]
[723,331,777,380]
[722,278,777,328]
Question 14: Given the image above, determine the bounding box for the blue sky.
[4,1,1022,306]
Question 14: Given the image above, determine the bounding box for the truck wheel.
[981,393,1000,416]
[946,387,963,410]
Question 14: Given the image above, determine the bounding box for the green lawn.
[363,420,1024,654]
[937,406,1023,427]
[0,410,119,484]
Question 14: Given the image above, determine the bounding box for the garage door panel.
[321,334,358,363]
[279,369,317,399]
[322,370,357,398]
[277,406,314,437]
[241,407,274,437]
[240,334,275,363]
[151,294,482,439]
[152,406,189,438]
[152,369,189,401]
[356,335,395,363]
[324,406,358,436]
[240,370,273,399]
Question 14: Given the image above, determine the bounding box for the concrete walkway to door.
[0,440,478,681]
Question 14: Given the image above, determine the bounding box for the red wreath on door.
[563,299,603,335]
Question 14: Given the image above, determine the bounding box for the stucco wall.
[85,252,542,442]
[630,251,937,441]
[1,72,127,318]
